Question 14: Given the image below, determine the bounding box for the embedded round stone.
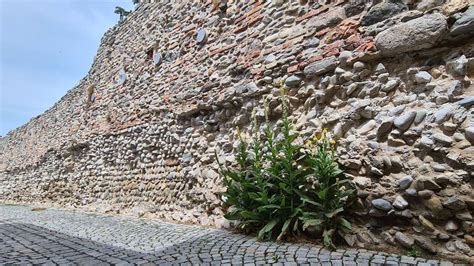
[117,68,127,85]
[393,195,409,210]
[398,175,413,190]
[394,111,416,131]
[456,96,474,108]
[395,232,414,248]
[372,198,392,211]
[414,71,432,84]
[153,51,162,65]
[285,75,301,87]
[375,13,447,56]
[465,127,474,142]
[196,28,207,44]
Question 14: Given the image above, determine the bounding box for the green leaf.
[224,210,241,220]
[278,182,290,193]
[301,211,319,217]
[318,188,328,200]
[297,190,322,207]
[257,219,279,240]
[241,211,259,220]
[325,207,344,218]
[291,208,303,218]
[277,218,292,241]
[304,199,322,207]
[293,218,299,232]
[257,204,281,211]
[332,168,343,177]
[339,217,352,230]
[302,219,322,231]
[248,192,259,200]
[323,229,335,250]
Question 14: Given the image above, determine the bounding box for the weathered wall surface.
[1,0,473,259]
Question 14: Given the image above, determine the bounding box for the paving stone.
[0,205,461,265]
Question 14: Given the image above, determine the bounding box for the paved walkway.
[0,205,461,266]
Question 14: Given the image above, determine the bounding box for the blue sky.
[0,0,135,136]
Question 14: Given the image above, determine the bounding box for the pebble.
[433,133,453,146]
[285,75,301,87]
[361,1,407,26]
[415,71,432,83]
[433,106,453,124]
[303,56,338,77]
[414,236,437,254]
[419,215,436,232]
[456,96,474,108]
[353,61,366,72]
[445,220,459,232]
[393,195,409,210]
[446,55,468,76]
[443,196,466,210]
[450,6,474,36]
[398,175,413,190]
[381,79,399,92]
[395,232,414,248]
[338,50,352,65]
[372,198,393,211]
[394,111,416,131]
[423,196,443,212]
[465,127,474,142]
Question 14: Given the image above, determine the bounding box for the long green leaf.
[325,207,344,218]
[241,211,259,220]
[339,217,351,230]
[277,218,292,241]
[302,219,322,231]
[293,218,299,232]
[224,210,241,220]
[257,218,279,240]
[257,204,281,211]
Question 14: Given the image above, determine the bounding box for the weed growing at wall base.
[217,83,356,249]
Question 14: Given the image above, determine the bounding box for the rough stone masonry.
[0,0,473,261]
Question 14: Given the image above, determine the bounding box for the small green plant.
[407,246,422,258]
[272,254,280,262]
[217,82,355,249]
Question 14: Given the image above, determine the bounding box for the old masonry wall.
[1,0,473,260]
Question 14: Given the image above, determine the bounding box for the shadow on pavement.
[0,222,160,265]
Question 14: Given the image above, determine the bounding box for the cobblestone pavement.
[0,205,464,266]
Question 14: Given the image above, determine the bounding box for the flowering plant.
[301,128,356,249]
[217,82,355,249]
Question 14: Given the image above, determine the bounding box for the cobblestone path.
[0,205,463,266]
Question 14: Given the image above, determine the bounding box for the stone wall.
[1,0,473,260]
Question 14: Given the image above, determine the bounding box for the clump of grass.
[407,247,422,258]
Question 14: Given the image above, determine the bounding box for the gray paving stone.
[0,205,462,265]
